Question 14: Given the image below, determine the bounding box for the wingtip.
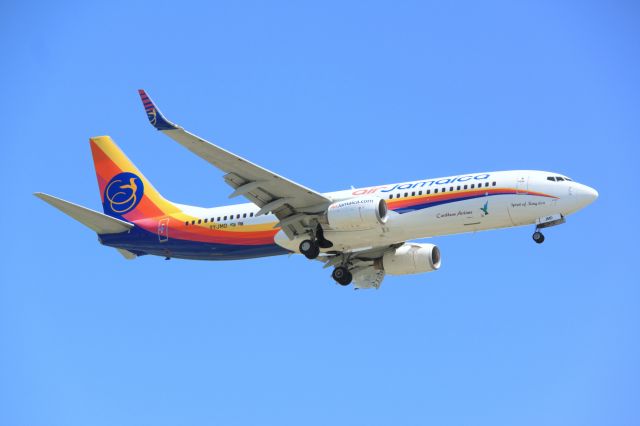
[137,89,178,131]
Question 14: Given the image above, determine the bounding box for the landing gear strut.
[532,230,545,244]
[332,266,353,286]
[299,239,320,259]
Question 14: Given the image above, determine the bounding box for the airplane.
[35,90,599,289]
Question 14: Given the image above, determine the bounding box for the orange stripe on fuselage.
[133,217,278,245]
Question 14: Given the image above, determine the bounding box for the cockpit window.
[565,177,572,181]
[556,176,565,181]
[547,176,556,182]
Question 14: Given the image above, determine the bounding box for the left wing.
[138,90,331,238]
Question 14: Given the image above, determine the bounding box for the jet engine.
[323,196,388,231]
[375,243,441,275]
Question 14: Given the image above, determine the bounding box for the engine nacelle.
[375,243,441,275]
[324,196,388,231]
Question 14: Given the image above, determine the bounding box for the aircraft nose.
[575,184,598,207]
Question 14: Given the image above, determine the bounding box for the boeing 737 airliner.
[35,90,598,289]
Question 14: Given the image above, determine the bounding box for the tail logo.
[104,172,144,216]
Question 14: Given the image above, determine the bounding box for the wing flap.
[34,193,133,235]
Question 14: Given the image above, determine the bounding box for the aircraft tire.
[532,231,545,244]
[300,239,320,259]
[332,266,353,286]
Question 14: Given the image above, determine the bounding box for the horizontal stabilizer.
[116,248,138,259]
[34,193,133,234]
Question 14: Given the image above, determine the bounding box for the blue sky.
[1,1,639,425]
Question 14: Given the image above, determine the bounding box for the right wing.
[138,90,332,238]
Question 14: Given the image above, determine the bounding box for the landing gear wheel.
[299,239,320,259]
[332,266,353,286]
[532,231,545,244]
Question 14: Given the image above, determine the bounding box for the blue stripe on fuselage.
[99,226,290,260]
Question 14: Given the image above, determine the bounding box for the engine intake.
[375,243,441,275]
[324,196,388,231]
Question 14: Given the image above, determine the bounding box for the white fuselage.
[180,170,598,253]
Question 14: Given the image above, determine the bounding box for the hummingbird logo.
[480,200,489,216]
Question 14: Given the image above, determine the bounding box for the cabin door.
[158,218,169,242]
[515,175,529,194]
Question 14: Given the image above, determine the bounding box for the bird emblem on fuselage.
[480,200,489,216]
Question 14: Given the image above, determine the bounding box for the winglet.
[138,89,179,131]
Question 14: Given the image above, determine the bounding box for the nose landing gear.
[532,214,566,244]
[532,230,545,244]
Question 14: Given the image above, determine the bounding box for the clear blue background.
[1,1,638,425]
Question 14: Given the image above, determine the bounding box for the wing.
[138,90,331,238]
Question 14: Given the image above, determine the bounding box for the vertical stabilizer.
[89,136,179,221]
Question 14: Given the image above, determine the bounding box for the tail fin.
[89,136,178,221]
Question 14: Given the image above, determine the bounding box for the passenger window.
[191,220,195,225]
[185,221,189,226]
[492,181,496,186]
[243,213,247,218]
[411,191,415,196]
[485,182,489,187]
[224,216,227,220]
[457,186,461,190]
[418,191,422,195]
[404,192,408,197]
[204,218,208,223]
[471,184,475,189]
[236,214,240,219]
[442,188,446,193]
[198,219,202,224]
[389,194,393,199]
[427,190,431,195]
[250,212,254,217]
[464,185,468,190]
[217,217,220,221]
[434,188,438,194]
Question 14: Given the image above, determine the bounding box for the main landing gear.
[299,225,333,260]
[332,266,353,286]
[532,230,545,244]
[299,239,320,259]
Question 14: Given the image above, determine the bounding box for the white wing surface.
[138,90,331,238]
